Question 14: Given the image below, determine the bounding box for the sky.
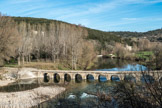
[0,0,162,32]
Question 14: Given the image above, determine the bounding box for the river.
[0,58,148,108]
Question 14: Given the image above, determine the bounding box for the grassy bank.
[4,62,72,70]
[135,51,154,61]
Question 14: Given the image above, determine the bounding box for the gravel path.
[0,86,65,108]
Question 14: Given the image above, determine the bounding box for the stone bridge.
[32,70,162,82]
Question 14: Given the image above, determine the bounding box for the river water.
[0,58,148,108]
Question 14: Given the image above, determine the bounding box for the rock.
[17,68,38,79]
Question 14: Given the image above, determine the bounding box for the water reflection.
[64,74,71,82]
[39,80,116,108]
[87,74,94,82]
[75,74,82,83]
[93,58,132,70]
[0,78,40,92]
[111,75,120,82]
[94,58,147,71]
[98,75,107,82]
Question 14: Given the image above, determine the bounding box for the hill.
[110,29,162,42]
[12,17,125,52]
[12,17,122,43]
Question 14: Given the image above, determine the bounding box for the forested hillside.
[13,17,123,44]
[110,29,162,42]
[12,17,124,55]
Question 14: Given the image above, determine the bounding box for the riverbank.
[0,80,15,87]
[0,67,66,108]
[0,86,65,108]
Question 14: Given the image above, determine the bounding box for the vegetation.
[0,15,97,70]
[111,28,162,42]
[8,16,129,69]
[135,51,154,61]
[0,14,161,70]
[113,79,162,108]
[87,28,122,53]
[0,13,20,66]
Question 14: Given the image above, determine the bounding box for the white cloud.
[122,18,139,21]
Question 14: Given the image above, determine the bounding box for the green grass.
[135,51,154,60]
[4,63,18,67]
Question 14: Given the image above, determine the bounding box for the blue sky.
[0,0,162,32]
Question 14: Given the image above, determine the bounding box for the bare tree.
[0,13,20,66]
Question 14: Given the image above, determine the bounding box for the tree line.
[0,14,97,70]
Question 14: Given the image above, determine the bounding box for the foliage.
[135,51,154,61]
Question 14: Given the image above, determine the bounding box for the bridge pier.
[80,73,86,79]
[92,74,99,80]
[106,74,111,80]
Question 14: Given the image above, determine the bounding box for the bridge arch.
[54,73,60,83]
[141,75,155,83]
[111,75,120,81]
[75,74,82,83]
[86,74,94,81]
[44,73,50,82]
[64,73,71,82]
[124,75,136,82]
[98,75,107,82]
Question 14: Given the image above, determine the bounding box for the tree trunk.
[18,56,21,66]
[25,56,28,63]
[53,55,55,63]
[22,55,24,65]
[29,54,31,62]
